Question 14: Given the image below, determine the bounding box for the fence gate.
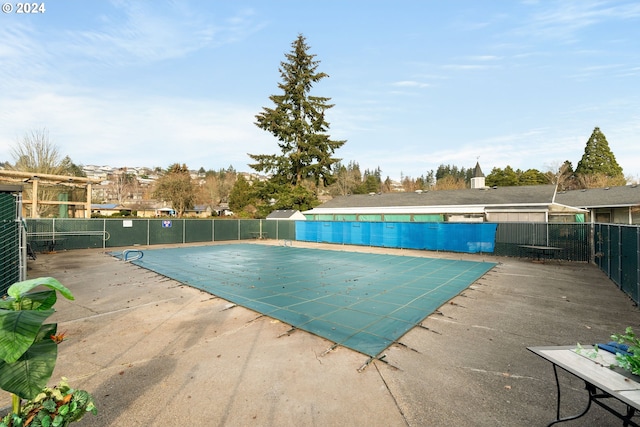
[0,185,24,295]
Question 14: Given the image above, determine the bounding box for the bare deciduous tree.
[10,129,70,175]
[108,168,136,204]
[434,175,466,190]
[195,168,237,210]
[10,129,78,217]
[576,173,627,189]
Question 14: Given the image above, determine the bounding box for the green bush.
[611,326,640,375]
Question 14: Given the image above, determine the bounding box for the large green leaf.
[0,323,58,399]
[7,277,74,302]
[0,290,57,311]
[0,309,54,363]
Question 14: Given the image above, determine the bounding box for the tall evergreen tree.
[435,164,471,184]
[575,127,623,178]
[518,168,548,185]
[228,174,255,215]
[486,166,519,187]
[250,34,345,190]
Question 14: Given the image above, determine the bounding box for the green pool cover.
[120,244,496,357]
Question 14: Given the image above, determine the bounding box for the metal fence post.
[607,225,611,280]
[593,224,597,265]
[545,222,549,247]
[637,227,640,304]
[618,226,623,289]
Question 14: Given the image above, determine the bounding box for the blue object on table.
[597,341,632,356]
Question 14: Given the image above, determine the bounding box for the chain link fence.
[0,187,24,295]
[20,218,638,305]
[25,218,296,251]
[594,224,640,304]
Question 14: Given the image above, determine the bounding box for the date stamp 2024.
[2,2,46,14]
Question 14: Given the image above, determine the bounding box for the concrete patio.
[3,241,638,426]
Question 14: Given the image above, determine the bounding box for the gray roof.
[189,205,211,212]
[555,184,640,208]
[317,185,558,209]
[266,209,301,219]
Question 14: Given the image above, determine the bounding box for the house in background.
[213,203,234,217]
[91,204,132,216]
[266,209,306,220]
[155,207,176,217]
[555,184,640,224]
[185,205,213,218]
[304,184,587,224]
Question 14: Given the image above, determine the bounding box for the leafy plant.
[575,342,599,359]
[1,378,96,427]
[611,326,640,375]
[0,277,96,425]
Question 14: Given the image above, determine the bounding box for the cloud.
[517,1,640,43]
[0,2,273,170]
[391,81,431,88]
[0,22,54,82]
[2,1,638,184]
[439,55,502,72]
[63,3,264,66]
[339,127,599,180]
[466,55,502,61]
[616,66,640,78]
[566,63,627,81]
[442,65,492,72]
[0,89,272,170]
[0,2,267,77]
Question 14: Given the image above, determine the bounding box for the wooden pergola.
[0,170,100,218]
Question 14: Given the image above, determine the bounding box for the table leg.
[624,406,637,427]
[27,243,37,260]
[591,393,640,427]
[547,364,593,426]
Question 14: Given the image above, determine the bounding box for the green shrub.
[611,326,640,375]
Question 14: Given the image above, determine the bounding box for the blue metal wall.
[296,221,498,253]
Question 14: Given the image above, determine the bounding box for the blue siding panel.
[296,221,497,254]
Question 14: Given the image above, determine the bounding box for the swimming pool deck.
[5,241,639,426]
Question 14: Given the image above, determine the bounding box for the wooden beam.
[31,179,38,218]
[0,170,100,184]
[86,183,92,218]
[1,170,98,218]
[23,199,91,206]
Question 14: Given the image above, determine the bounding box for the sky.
[1,1,639,183]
